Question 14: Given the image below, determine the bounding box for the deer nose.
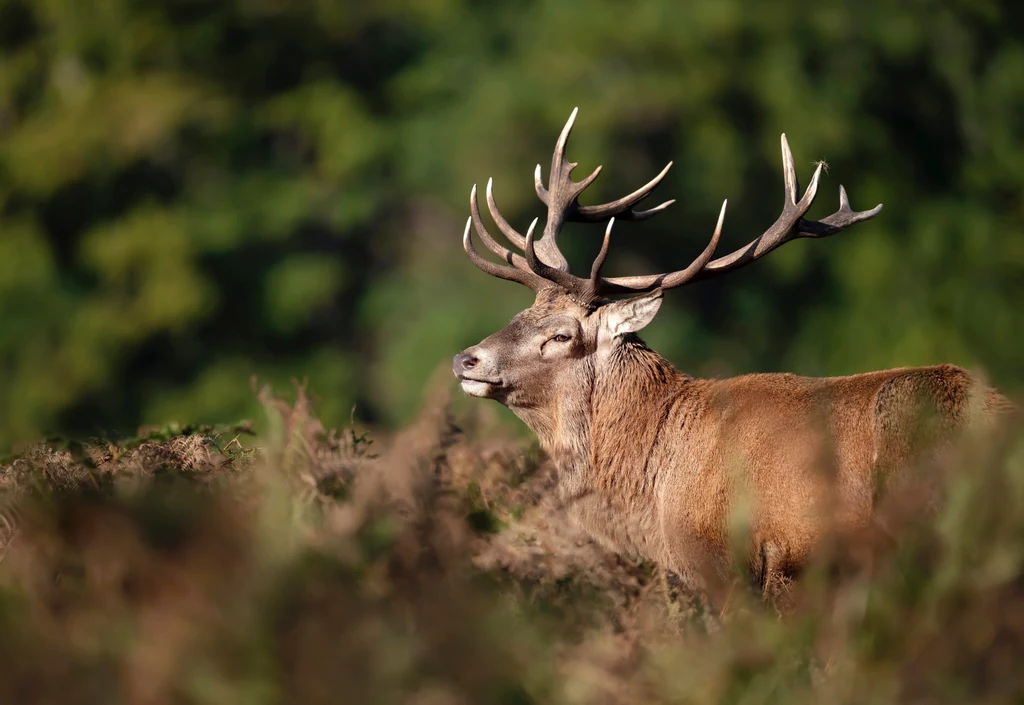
[452,352,478,377]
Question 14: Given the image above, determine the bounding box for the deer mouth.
[457,374,504,397]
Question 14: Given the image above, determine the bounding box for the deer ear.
[603,290,663,337]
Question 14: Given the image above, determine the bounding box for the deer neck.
[509,362,596,486]
[589,337,685,491]
[526,336,687,558]
[515,336,686,501]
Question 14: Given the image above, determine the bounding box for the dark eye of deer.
[552,334,571,343]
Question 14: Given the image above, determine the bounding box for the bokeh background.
[1,0,1022,449]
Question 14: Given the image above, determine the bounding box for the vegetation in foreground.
[1,383,1023,705]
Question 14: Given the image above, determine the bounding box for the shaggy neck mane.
[589,336,687,496]
[518,334,687,500]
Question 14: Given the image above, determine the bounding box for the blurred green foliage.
[0,0,1022,447]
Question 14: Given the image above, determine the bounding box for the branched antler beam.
[462,110,882,303]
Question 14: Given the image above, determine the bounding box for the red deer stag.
[452,109,1011,598]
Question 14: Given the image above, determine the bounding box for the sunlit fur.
[456,288,1014,597]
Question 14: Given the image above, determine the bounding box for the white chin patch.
[460,380,495,397]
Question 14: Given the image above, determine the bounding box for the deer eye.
[551,334,572,344]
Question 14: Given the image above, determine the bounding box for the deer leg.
[661,565,718,628]
[758,542,798,606]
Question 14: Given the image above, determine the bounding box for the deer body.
[453,110,1010,593]
[566,353,992,587]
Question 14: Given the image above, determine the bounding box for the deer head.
[453,109,882,435]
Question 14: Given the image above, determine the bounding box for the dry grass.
[0,383,1022,704]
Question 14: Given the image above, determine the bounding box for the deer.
[451,109,1013,601]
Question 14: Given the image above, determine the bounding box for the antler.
[529,107,676,272]
[464,109,715,303]
[461,110,882,304]
[598,134,883,291]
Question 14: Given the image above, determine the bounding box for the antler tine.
[574,161,676,222]
[550,107,580,188]
[594,200,727,295]
[462,217,546,291]
[589,218,615,286]
[529,108,585,272]
[533,162,604,213]
[485,178,527,249]
[685,135,882,281]
[534,107,580,205]
[782,133,799,205]
[469,184,532,271]
[798,185,884,236]
[524,218,579,291]
[530,108,676,273]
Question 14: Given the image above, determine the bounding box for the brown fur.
[454,288,1013,598]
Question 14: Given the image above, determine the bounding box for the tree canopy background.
[0,0,1022,448]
